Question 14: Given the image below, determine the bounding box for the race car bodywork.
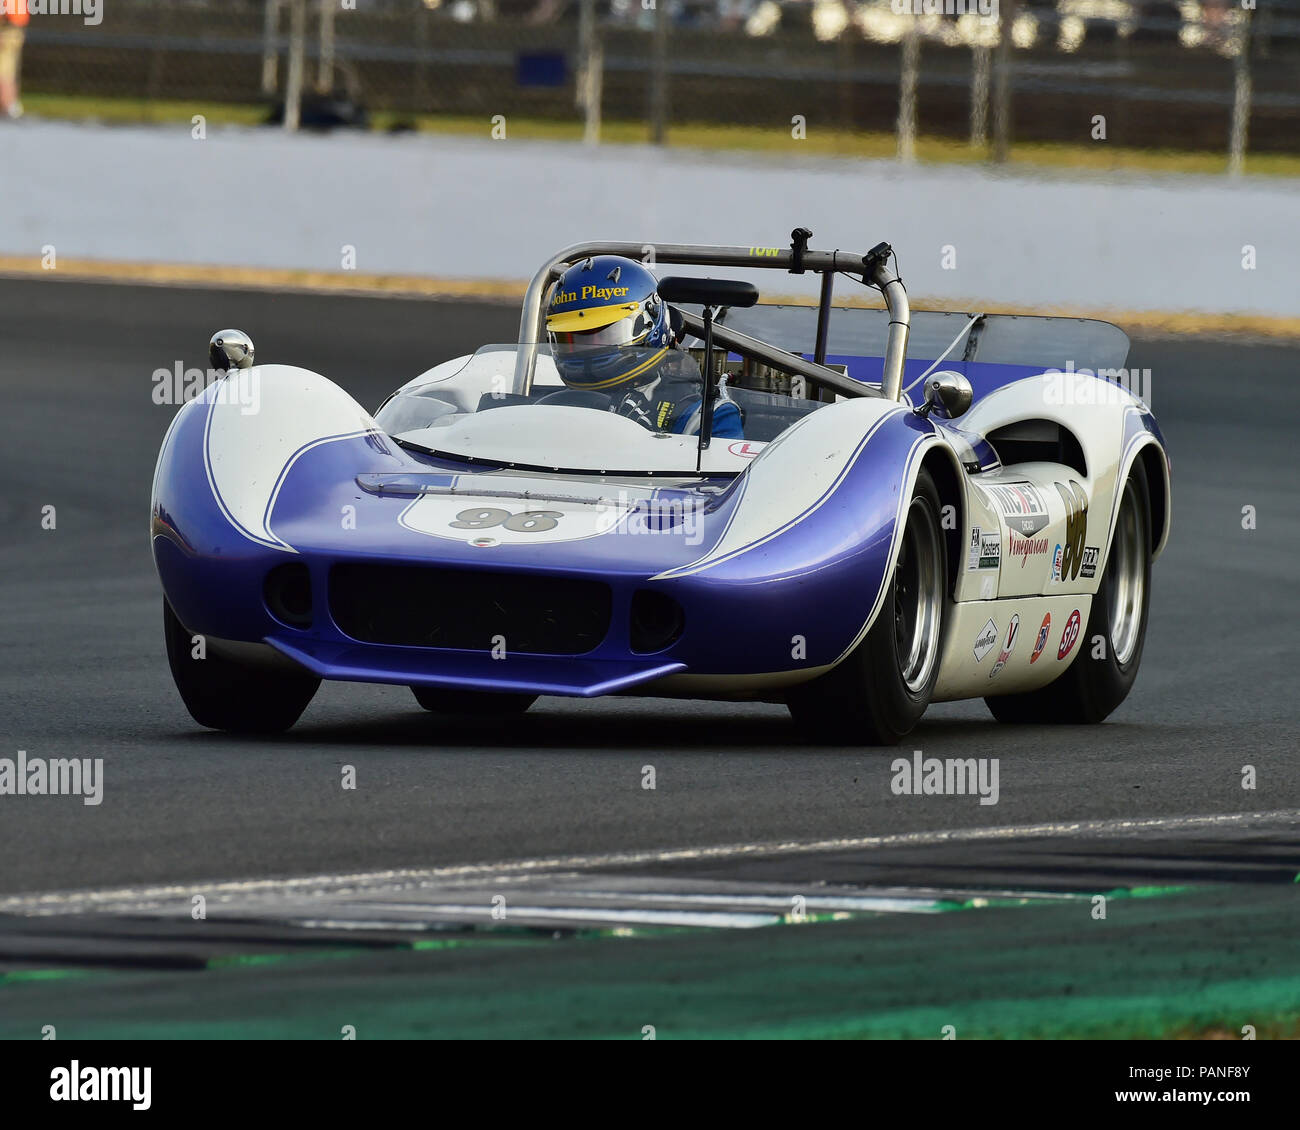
[152,235,1169,742]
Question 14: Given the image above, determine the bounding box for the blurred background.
[12,0,1300,174]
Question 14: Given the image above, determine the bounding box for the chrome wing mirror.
[209,329,255,373]
[915,371,972,420]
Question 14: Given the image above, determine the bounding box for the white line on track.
[2,808,1295,917]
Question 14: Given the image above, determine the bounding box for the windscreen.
[374,344,827,473]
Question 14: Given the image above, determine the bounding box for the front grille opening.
[264,563,313,629]
[630,589,684,654]
[329,564,612,655]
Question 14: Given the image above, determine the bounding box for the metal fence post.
[317,0,336,95]
[992,0,1018,163]
[898,22,920,164]
[650,0,669,146]
[578,0,604,145]
[262,0,282,96]
[284,0,306,132]
[970,44,990,148]
[1228,9,1254,177]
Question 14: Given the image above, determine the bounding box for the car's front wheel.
[787,466,947,745]
[163,600,320,733]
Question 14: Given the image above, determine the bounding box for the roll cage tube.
[674,310,870,402]
[512,239,912,401]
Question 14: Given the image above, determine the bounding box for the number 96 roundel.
[400,491,630,545]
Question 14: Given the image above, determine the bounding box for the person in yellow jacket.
[0,0,29,120]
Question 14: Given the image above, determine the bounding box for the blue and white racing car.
[151,233,1170,743]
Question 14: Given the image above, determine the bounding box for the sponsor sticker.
[1030,612,1051,663]
[979,534,1000,569]
[969,527,1000,571]
[1079,545,1099,579]
[1058,608,1082,660]
[973,618,998,662]
[727,441,763,458]
[1008,531,1050,567]
[988,613,1020,678]
[1051,544,1063,582]
[986,482,1049,537]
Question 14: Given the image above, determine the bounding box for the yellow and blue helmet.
[545,255,671,392]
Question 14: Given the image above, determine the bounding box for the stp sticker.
[1058,609,1082,660]
[727,441,764,458]
[988,613,1020,678]
[973,619,998,662]
[1030,612,1051,663]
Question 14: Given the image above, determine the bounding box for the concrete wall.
[2,119,1294,317]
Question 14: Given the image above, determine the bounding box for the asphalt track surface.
[0,276,1297,908]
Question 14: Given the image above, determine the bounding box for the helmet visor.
[549,303,656,356]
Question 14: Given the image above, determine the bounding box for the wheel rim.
[1107,481,1145,666]
[893,497,944,693]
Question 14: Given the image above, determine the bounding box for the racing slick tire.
[163,600,321,733]
[787,466,947,745]
[411,687,537,715]
[985,458,1152,725]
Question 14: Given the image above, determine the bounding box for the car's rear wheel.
[787,466,947,745]
[985,458,1152,725]
[163,600,320,733]
[411,687,537,715]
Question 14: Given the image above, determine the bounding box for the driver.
[544,255,743,439]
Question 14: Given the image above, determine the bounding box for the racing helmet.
[545,255,671,392]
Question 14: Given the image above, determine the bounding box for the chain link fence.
[15,0,1300,159]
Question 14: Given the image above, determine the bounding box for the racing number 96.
[449,507,563,533]
[1055,481,1089,581]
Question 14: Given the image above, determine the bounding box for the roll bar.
[511,237,911,401]
[673,310,875,402]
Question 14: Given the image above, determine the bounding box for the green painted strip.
[0,968,97,985]
[1105,885,1195,899]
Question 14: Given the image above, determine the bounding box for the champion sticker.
[1030,613,1051,663]
[1058,609,1082,660]
[988,613,1020,679]
[973,619,998,662]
